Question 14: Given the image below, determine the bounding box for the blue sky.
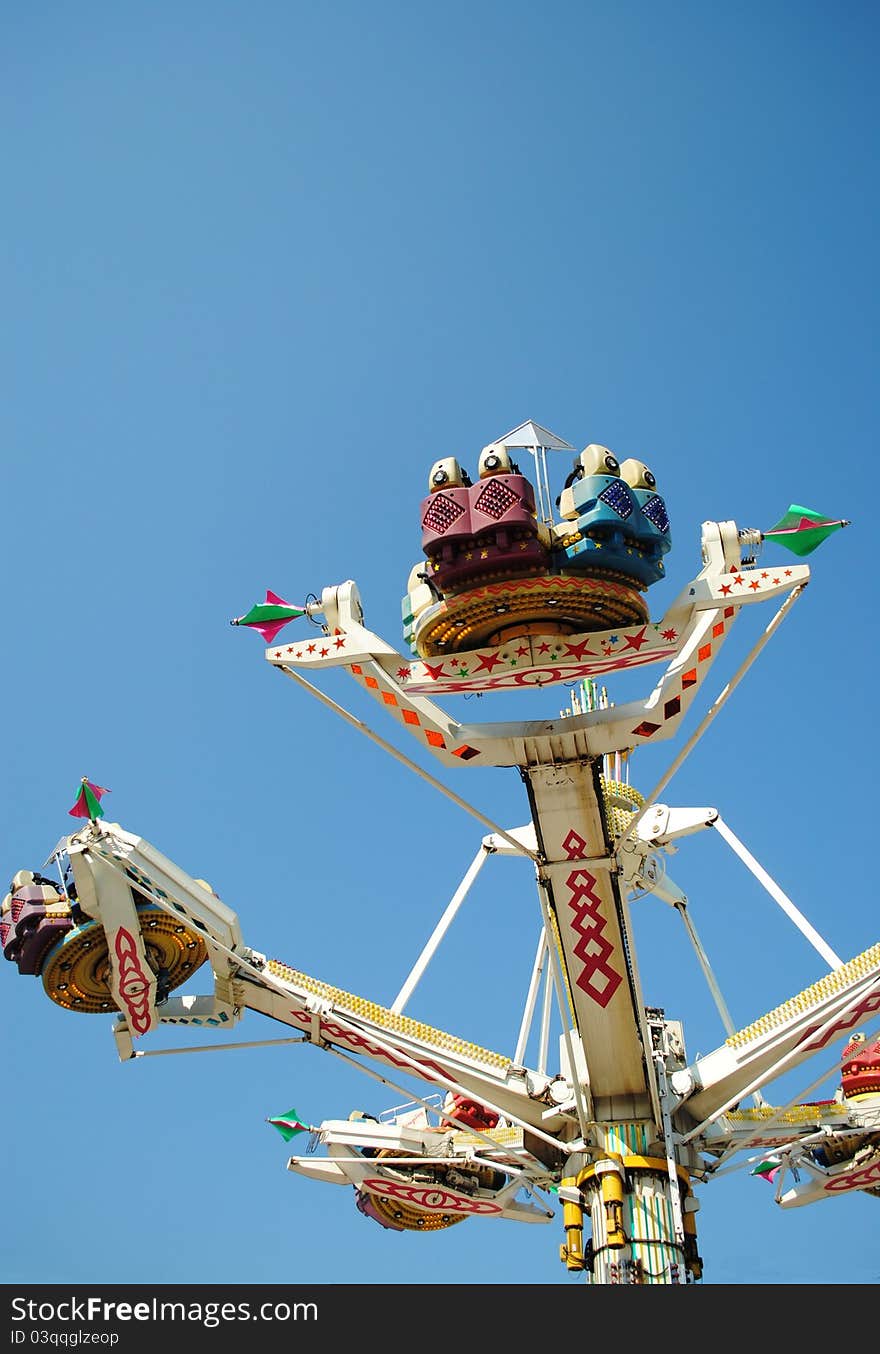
[1,2,877,1287]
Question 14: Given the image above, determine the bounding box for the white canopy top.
[493,420,574,451]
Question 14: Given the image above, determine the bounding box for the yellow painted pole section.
[559,1175,586,1272]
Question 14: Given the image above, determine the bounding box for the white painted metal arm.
[624,801,842,970]
[69,820,585,1143]
[514,930,549,1067]
[672,946,880,1126]
[710,814,843,970]
[391,843,491,1013]
[258,529,810,771]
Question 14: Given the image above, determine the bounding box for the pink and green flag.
[763,505,851,557]
[230,590,306,644]
[750,1156,782,1183]
[68,778,110,820]
[266,1107,311,1142]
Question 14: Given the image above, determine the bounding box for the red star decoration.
[661,628,677,640]
[396,666,411,679]
[475,652,503,672]
[720,583,732,595]
[538,642,551,653]
[564,639,595,660]
[623,627,649,651]
[320,646,329,656]
[772,577,780,585]
[785,569,792,576]
[287,646,294,653]
[516,644,529,657]
[423,662,446,680]
[307,643,316,653]
[334,637,346,649]
[761,572,768,579]
[733,575,745,586]
[295,651,302,659]
[274,650,282,658]
[748,580,760,591]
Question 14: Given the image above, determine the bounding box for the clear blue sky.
[2,2,877,1287]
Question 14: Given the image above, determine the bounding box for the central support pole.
[523,759,649,1103]
[523,761,702,1284]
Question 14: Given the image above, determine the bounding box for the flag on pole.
[266,1108,311,1142]
[68,778,110,820]
[750,1156,782,1183]
[230,591,307,643]
[763,505,851,557]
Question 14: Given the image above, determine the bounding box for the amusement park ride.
[3,420,878,1285]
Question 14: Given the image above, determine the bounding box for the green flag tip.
[762,506,852,557]
[266,1108,311,1141]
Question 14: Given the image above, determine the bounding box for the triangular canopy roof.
[493,420,574,451]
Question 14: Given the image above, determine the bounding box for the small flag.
[763,505,851,557]
[68,778,110,820]
[267,1107,311,1142]
[750,1156,782,1183]
[230,591,306,644]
